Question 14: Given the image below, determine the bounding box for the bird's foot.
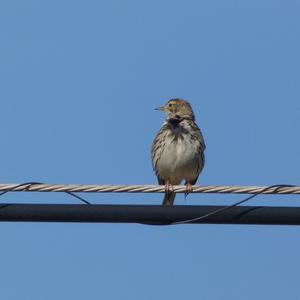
[165,180,174,194]
[184,182,193,200]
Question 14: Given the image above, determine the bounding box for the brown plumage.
[151,98,206,206]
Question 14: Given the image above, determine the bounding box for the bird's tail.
[162,192,176,206]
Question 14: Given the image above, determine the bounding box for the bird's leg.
[164,179,174,194]
[184,182,193,199]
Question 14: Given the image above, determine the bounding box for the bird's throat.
[168,118,182,126]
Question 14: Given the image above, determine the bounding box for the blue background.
[0,0,300,299]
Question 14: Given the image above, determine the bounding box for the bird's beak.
[155,106,165,111]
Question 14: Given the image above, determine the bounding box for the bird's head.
[155,98,195,122]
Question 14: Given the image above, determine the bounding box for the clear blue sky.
[0,0,300,299]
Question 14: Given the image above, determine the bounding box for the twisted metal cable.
[0,183,299,195]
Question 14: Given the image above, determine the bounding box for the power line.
[0,203,299,225]
[0,182,299,225]
[0,183,300,195]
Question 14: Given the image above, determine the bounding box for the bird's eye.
[168,103,172,107]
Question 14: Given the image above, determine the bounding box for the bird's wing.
[189,121,206,184]
[151,122,168,176]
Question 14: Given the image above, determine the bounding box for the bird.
[151,98,206,206]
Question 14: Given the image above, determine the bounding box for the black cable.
[0,182,42,197]
[0,182,91,205]
[66,192,91,205]
[172,184,296,225]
